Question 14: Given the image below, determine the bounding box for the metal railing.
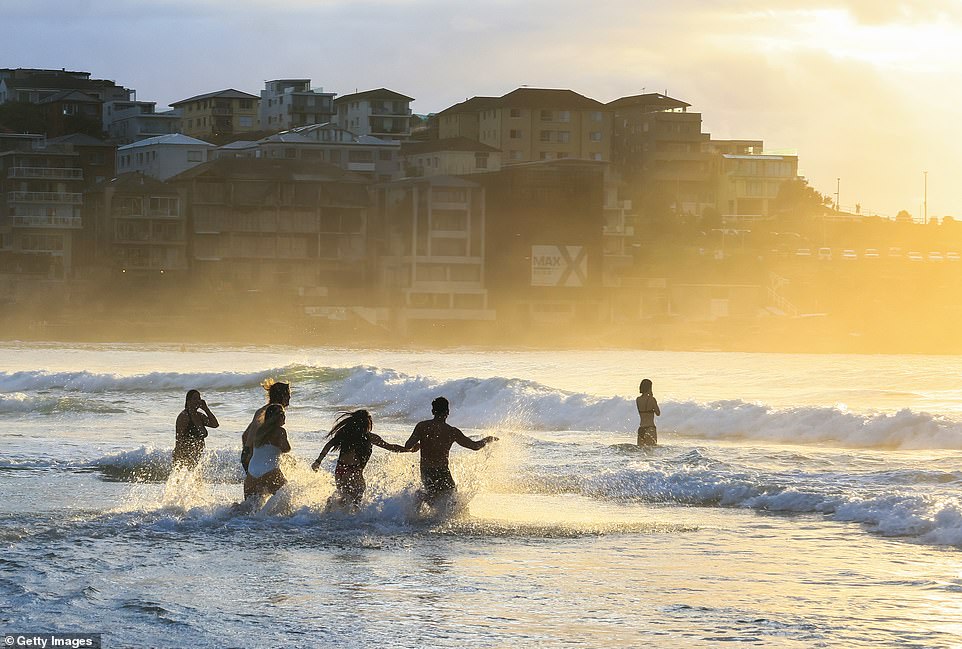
[8,167,83,180]
[8,191,83,205]
[10,215,82,228]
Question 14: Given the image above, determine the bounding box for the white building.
[259,79,335,131]
[333,88,413,141]
[116,134,214,181]
[104,100,181,145]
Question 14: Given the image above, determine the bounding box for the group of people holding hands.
[173,380,499,509]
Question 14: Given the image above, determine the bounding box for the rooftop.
[333,88,414,104]
[401,137,500,155]
[118,133,214,150]
[439,88,604,114]
[606,93,691,111]
[170,89,259,106]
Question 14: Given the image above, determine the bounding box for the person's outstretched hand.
[310,460,321,472]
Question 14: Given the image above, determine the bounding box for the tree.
[774,177,827,220]
[895,210,913,224]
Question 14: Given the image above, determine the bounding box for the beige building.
[714,151,798,222]
[400,137,501,177]
[439,88,610,164]
[170,89,260,141]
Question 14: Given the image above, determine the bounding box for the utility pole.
[835,177,840,214]
[924,170,928,224]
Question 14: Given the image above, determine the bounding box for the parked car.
[864,248,880,259]
[908,251,924,262]
[947,251,961,262]
[795,248,812,257]
[841,249,858,260]
[928,251,944,262]
[817,247,832,260]
[888,247,903,258]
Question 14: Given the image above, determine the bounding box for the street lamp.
[923,170,928,225]
[835,177,840,214]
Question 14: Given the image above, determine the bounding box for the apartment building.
[104,100,180,145]
[0,137,85,278]
[170,89,260,141]
[212,125,401,182]
[714,151,799,222]
[171,157,371,308]
[37,90,103,138]
[0,68,133,105]
[608,93,713,217]
[116,134,215,181]
[259,79,335,131]
[438,88,610,164]
[85,172,188,276]
[400,137,501,177]
[47,134,115,188]
[374,175,494,330]
[333,89,413,141]
[477,158,606,328]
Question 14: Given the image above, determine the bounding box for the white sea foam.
[5,365,962,449]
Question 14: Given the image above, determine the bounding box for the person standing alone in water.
[636,379,660,446]
[173,390,220,471]
[403,397,498,504]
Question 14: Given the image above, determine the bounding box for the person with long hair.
[636,378,661,446]
[245,403,291,498]
[311,409,409,509]
[241,379,291,499]
[173,389,219,471]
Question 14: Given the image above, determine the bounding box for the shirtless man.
[403,397,497,502]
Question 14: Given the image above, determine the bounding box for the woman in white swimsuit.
[245,404,291,498]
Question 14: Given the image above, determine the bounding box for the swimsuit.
[637,426,657,446]
[248,443,283,478]
[173,409,208,470]
[421,466,456,495]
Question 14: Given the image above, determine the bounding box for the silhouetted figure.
[245,404,291,498]
[403,397,497,504]
[242,380,291,499]
[636,379,660,446]
[173,390,219,471]
[311,409,410,509]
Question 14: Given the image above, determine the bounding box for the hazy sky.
[3,0,960,217]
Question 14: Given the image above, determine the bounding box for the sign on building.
[531,245,587,287]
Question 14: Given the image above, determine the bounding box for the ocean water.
[1,343,961,648]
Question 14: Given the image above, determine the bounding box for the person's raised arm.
[370,433,410,453]
[453,427,498,451]
[311,437,338,471]
[653,398,661,417]
[199,399,219,428]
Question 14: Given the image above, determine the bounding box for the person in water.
[173,389,219,471]
[636,378,661,446]
[242,380,291,499]
[245,403,291,498]
[311,409,410,509]
[402,397,498,503]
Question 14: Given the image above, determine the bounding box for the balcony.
[8,167,83,180]
[369,105,412,117]
[11,215,82,229]
[212,107,232,116]
[8,191,83,205]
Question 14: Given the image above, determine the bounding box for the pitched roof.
[169,156,361,183]
[606,93,691,111]
[105,171,177,193]
[333,88,414,104]
[118,133,214,150]
[437,96,499,116]
[37,90,102,105]
[437,88,604,115]
[401,137,499,155]
[170,89,259,106]
[1,75,118,92]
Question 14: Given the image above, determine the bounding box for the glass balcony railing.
[8,167,83,180]
[8,191,83,205]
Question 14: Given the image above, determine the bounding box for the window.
[509,129,522,139]
[509,151,523,161]
[591,153,602,161]
[239,116,254,128]
[557,152,568,159]
[239,100,253,109]
[509,108,521,118]
[558,131,570,144]
[474,152,488,169]
[540,130,552,142]
[379,150,393,161]
[590,111,603,122]
[187,150,204,162]
[558,111,570,122]
[540,110,552,121]
[589,131,602,142]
